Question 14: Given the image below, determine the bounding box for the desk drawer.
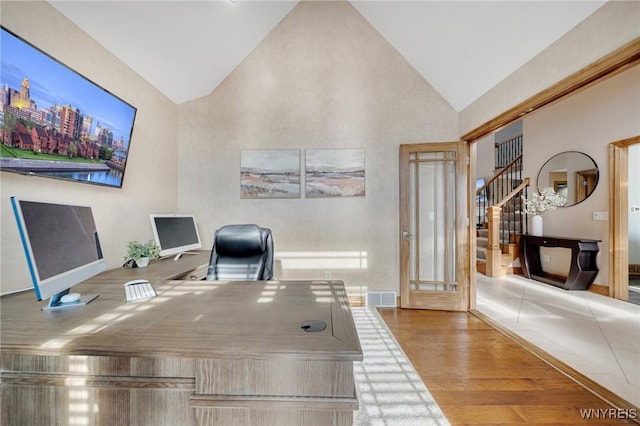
[526,236,558,247]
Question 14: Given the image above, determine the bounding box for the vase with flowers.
[523,187,567,236]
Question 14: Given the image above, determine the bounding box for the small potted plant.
[125,240,160,268]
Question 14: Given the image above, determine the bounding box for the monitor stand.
[42,290,99,311]
[173,251,200,261]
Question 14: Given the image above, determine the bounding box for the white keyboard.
[124,280,157,302]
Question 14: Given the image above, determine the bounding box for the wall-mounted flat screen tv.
[0,26,137,188]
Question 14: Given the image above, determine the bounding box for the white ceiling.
[49,0,607,111]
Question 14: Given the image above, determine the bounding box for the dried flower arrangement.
[523,187,567,215]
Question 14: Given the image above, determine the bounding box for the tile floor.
[476,273,640,408]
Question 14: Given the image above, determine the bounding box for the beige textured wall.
[461,0,640,136]
[0,2,178,294]
[523,64,640,285]
[177,1,458,294]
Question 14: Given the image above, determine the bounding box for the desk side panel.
[196,358,354,397]
[1,353,196,426]
[1,385,194,426]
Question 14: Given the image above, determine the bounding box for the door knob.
[402,231,413,238]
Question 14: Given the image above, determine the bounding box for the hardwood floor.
[378,308,637,425]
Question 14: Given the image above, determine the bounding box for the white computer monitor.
[150,214,202,259]
[10,197,106,310]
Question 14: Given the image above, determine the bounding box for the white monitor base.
[42,294,99,311]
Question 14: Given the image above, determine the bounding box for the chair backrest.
[206,224,274,280]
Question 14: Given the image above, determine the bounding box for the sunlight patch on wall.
[277,251,368,270]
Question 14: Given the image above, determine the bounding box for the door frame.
[609,136,640,300]
[399,141,470,311]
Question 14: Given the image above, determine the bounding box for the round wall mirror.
[536,151,598,207]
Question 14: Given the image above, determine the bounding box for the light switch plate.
[593,211,609,221]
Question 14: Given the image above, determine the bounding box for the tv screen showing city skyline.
[0,26,137,188]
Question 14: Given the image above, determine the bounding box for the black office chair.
[206,224,274,281]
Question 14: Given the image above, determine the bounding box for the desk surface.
[1,261,361,361]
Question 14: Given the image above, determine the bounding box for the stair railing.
[476,153,523,226]
[483,178,529,277]
[496,134,523,168]
[477,147,529,277]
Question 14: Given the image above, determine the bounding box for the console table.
[519,234,601,290]
[1,253,362,426]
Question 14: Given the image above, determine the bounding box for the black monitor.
[150,214,202,259]
[10,197,106,310]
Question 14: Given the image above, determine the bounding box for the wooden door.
[399,142,469,310]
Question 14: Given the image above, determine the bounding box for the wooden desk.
[1,255,362,426]
[519,234,601,290]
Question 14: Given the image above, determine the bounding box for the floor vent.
[367,291,397,307]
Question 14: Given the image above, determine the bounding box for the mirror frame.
[536,150,599,207]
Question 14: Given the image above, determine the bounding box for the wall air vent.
[366,291,397,307]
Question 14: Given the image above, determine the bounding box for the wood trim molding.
[462,37,640,142]
[588,283,609,297]
[612,135,640,149]
[468,142,477,310]
[609,136,640,300]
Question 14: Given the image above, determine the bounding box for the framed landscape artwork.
[240,149,301,198]
[305,149,365,198]
[0,27,137,188]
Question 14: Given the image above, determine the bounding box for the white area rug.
[352,307,450,426]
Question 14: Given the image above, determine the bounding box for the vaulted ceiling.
[49,1,607,111]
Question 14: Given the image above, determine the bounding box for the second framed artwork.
[305,149,365,198]
[240,149,365,199]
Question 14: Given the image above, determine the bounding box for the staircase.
[476,135,529,277]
